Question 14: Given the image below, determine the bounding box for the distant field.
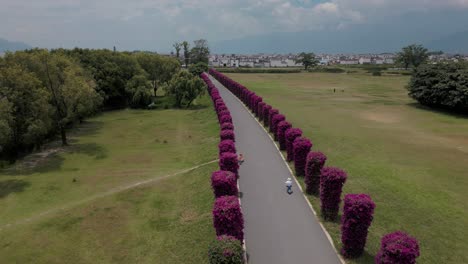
[226,72,468,264]
[0,95,218,263]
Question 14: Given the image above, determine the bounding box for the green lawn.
[226,72,468,264]
[0,95,218,263]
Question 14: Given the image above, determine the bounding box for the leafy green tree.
[134,52,180,96]
[182,41,190,68]
[296,52,319,70]
[189,62,209,76]
[165,71,206,108]
[190,39,210,64]
[0,63,52,158]
[125,74,153,108]
[173,42,182,61]
[396,44,429,70]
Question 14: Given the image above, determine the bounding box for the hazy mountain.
[0,38,31,53]
[212,11,468,54]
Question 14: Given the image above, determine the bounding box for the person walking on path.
[285,177,293,194]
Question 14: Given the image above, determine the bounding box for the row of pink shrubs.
[208,69,419,263]
[201,73,245,263]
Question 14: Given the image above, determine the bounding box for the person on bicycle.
[285,177,293,193]
[238,153,244,165]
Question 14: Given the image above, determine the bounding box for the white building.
[340,60,359,65]
[359,57,372,64]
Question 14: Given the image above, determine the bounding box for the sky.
[1,0,468,52]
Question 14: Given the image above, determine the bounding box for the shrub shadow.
[407,102,468,119]
[0,179,30,198]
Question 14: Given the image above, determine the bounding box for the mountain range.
[0,38,31,53]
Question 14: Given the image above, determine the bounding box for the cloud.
[0,0,467,50]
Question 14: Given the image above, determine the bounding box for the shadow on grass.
[407,102,468,119]
[346,250,375,264]
[0,179,30,198]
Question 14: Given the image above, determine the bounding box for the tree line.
[0,46,209,162]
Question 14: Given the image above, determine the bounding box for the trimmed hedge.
[271,114,285,141]
[320,167,347,220]
[268,109,279,132]
[220,114,233,124]
[341,194,375,258]
[211,170,238,198]
[292,137,312,176]
[263,105,272,126]
[220,130,236,142]
[257,102,266,121]
[285,128,302,162]
[219,140,236,155]
[221,122,234,131]
[276,121,292,150]
[219,152,239,177]
[213,196,244,241]
[305,152,327,195]
[208,235,245,264]
[375,231,420,264]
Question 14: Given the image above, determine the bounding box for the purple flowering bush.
[211,170,238,198]
[257,102,266,121]
[220,151,239,176]
[276,121,292,150]
[268,109,279,132]
[305,152,327,195]
[341,194,376,258]
[375,231,420,264]
[220,130,235,142]
[320,167,347,220]
[285,128,302,161]
[219,140,236,155]
[263,105,272,126]
[220,114,233,124]
[292,137,312,176]
[271,114,285,141]
[208,235,245,264]
[213,196,244,241]
[221,122,234,131]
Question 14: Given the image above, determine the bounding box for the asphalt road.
[210,76,342,264]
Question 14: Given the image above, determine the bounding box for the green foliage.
[190,39,210,65]
[173,42,182,61]
[189,62,209,76]
[208,235,245,264]
[134,52,180,95]
[408,62,468,113]
[182,41,190,67]
[308,67,345,73]
[396,44,429,69]
[125,74,153,108]
[216,68,301,73]
[297,52,319,70]
[165,71,206,108]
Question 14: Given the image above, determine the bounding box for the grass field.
[0,95,218,263]
[226,72,468,264]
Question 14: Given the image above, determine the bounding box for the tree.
[296,52,319,70]
[182,41,190,68]
[134,52,180,96]
[189,62,209,76]
[173,42,181,61]
[190,39,210,64]
[165,71,206,108]
[396,44,429,70]
[125,74,153,108]
[0,63,53,158]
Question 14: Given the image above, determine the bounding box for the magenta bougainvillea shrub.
[221,122,234,131]
[211,170,238,198]
[285,128,302,161]
[320,167,347,220]
[218,110,230,119]
[219,140,236,155]
[219,151,239,176]
[276,121,292,150]
[220,114,233,124]
[212,196,244,241]
[341,194,376,258]
[208,235,245,264]
[375,231,420,264]
[292,137,312,176]
[257,102,266,121]
[268,109,279,132]
[252,96,262,115]
[217,105,228,113]
[271,114,285,140]
[263,105,272,126]
[220,130,236,142]
[305,152,327,195]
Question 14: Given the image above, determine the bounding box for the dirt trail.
[0,159,218,231]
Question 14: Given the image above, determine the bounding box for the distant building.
[340,60,359,65]
[359,57,372,64]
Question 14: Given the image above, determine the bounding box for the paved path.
[210,76,342,264]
